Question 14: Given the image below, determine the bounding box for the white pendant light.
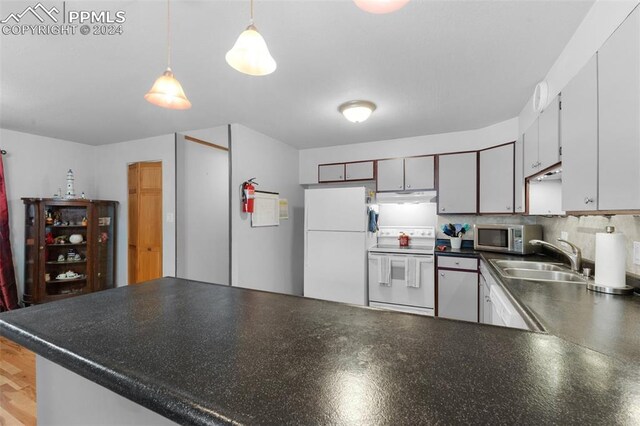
[339,100,377,123]
[353,0,410,14]
[145,0,191,110]
[226,0,277,76]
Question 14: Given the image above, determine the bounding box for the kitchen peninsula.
[1,277,639,425]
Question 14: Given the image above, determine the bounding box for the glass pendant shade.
[226,24,277,76]
[353,0,410,14]
[339,100,377,123]
[145,68,192,110]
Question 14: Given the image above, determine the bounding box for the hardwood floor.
[0,336,36,426]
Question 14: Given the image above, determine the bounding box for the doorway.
[128,161,163,284]
[176,133,229,285]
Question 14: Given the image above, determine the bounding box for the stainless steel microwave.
[473,224,542,254]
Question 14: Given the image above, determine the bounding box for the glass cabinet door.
[95,202,116,291]
[42,202,90,297]
[23,202,38,304]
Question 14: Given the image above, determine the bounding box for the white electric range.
[368,227,435,316]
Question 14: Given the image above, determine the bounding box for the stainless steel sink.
[500,268,587,283]
[492,260,565,271]
[489,259,587,283]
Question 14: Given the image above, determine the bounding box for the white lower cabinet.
[480,261,528,330]
[437,256,478,323]
[478,266,492,325]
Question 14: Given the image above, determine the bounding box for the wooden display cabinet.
[22,198,118,305]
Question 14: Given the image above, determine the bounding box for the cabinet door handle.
[506,206,511,211]
[440,273,445,277]
[39,246,44,250]
[339,175,343,179]
[398,185,403,189]
[441,207,446,212]
[584,197,594,204]
[346,175,350,179]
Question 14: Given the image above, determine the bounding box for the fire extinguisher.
[242,178,258,213]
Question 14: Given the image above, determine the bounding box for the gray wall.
[230,124,304,295]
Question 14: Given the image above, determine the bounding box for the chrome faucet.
[530,239,582,272]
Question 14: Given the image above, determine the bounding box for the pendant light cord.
[167,0,172,68]
[250,0,254,24]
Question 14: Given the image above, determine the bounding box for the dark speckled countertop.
[2,278,640,425]
[435,249,640,364]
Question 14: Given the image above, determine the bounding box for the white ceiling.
[0,0,594,148]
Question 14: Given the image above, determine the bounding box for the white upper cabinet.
[377,158,404,191]
[479,143,514,213]
[562,54,599,212]
[514,136,525,212]
[598,5,640,210]
[538,96,561,171]
[345,161,375,181]
[523,118,539,177]
[318,164,344,182]
[524,96,561,178]
[404,156,435,190]
[438,152,477,214]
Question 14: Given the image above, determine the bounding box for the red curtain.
[0,155,19,311]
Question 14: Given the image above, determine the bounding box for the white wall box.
[404,156,435,191]
[598,5,640,210]
[479,143,514,213]
[345,161,375,181]
[561,54,599,212]
[318,164,345,183]
[437,152,478,214]
[437,255,478,323]
[514,136,525,212]
[376,158,405,191]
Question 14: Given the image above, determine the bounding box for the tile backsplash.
[537,215,640,276]
[438,214,640,276]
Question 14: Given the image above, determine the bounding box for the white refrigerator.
[304,187,374,305]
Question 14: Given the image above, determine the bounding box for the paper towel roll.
[595,231,627,288]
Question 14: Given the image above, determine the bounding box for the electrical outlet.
[634,242,640,266]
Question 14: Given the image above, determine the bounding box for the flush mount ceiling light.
[226,0,277,76]
[353,0,410,14]
[145,0,191,110]
[339,100,377,123]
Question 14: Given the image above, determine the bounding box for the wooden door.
[479,143,514,213]
[404,156,435,190]
[561,54,598,211]
[376,158,404,191]
[437,152,477,214]
[128,162,163,284]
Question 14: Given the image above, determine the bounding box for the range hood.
[375,191,437,204]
